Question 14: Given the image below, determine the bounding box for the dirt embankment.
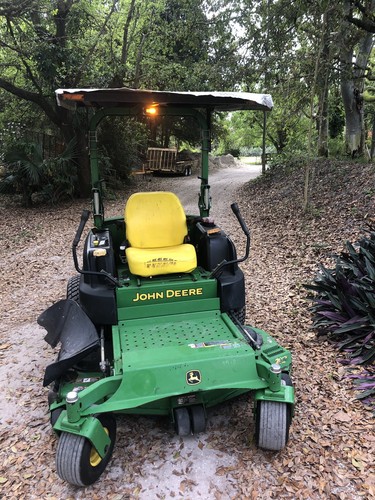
[1,159,374,499]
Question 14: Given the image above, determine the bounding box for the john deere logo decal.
[186,370,201,385]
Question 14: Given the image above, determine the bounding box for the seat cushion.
[126,244,197,277]
[125,191,188,248]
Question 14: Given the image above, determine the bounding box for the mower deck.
[52,268,292,424]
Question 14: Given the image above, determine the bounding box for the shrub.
[0,139,77,206]
[307,230,375,404]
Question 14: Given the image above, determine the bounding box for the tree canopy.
[0,0,374,200]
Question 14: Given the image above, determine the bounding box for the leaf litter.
[0,160,374,499]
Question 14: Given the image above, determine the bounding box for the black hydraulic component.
[230,312,262,350]
[72,210,120,287]
[99,327,108,374]
[210,203,251,278]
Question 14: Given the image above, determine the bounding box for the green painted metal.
[116,273,218,320]
[51,307,293,420]
[254,385,295,405]
[54,412,111,459]
[118,298,220,321]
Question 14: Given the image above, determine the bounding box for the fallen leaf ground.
[0,159,374,499]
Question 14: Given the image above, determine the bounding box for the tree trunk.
[59,107,91,198]
[317,9,330,157]
[317,81,329,157]
[341,77,364,155]
[340,1,374,156]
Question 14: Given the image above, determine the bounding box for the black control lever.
[209,203,251,278]
[72,210,90,272]
[73,210,90,248]
[230,203,250,261]
[231,203,250,237]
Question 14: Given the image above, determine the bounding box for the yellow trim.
[126,244,196,277]
[89,428,109,467]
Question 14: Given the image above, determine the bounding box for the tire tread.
[256,401,288,451]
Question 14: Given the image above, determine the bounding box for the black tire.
[255,400,291,451]
[174,407,191,436]
[281,373,293,387]
[67,275,80,303]
[56,413,116,486]
[50,407,64,427]
[229,306,246,325]
[189,405,206,434]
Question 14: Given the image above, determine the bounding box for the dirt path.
[1,163,263,500]
[1,161,373,499]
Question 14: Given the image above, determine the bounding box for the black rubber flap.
[38,299,99,386]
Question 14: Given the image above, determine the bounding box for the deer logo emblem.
[186,370,201,385]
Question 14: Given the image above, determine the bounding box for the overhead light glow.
[145,106,158,115]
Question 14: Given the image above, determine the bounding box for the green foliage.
[98,116,148,179]
[1,142,45,206]
[328,136,346,158]
[266,152,311,176]
[0,138,77,206]
[0,0,374,200]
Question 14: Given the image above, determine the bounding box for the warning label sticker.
[188,340,242,349]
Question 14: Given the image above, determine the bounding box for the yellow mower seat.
[124,191,197,277]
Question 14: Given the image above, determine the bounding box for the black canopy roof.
[55,88,273,112]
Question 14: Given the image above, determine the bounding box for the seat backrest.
[125,191,188,249]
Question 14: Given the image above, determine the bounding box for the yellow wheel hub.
[89,427,109,467]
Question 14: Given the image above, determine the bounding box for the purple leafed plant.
[306,229,375,408]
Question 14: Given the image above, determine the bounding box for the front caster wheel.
[189,405,206,433]
[56,413,116,486]
[255,400,291,451]
[174,407,191,436]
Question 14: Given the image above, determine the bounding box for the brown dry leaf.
[1,160,375,499]
[334,410,352,422]
[351,457,364,471]
[179,480,186,493]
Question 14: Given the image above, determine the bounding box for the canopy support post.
[262,111,267,175]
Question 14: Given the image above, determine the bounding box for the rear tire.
[67,275,80,303]
[229,306,246,325]
[255,400,291,451]
[56,413,116,486]
[50,407,64,427]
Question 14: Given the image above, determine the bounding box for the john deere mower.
[38,88,295,487]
